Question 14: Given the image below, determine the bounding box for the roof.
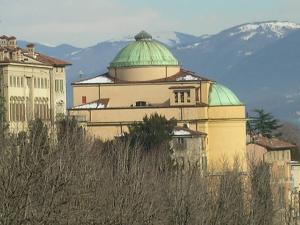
[75,74,114,84]
[73,69,212,85]
[109,31,179,68]
[73,99,109,109]
[253,136,296,150]
[209,83,242,106]
[34,53,71,66]
[172,126,207,137]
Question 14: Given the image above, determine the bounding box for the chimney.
[27,43,35,57]
[7,36,17,48]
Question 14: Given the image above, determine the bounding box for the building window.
[187,91,191,103]
[82,96,87,104]
[10,76,12,87]
[178,137,184,144]
[55,80,59,92]
[175,137,187,149]
[180,92,184,103]
[60,80,64,92]
[38,78,41,88]
[34,98,49,120]
[20,77,23,87]
[174,92,178,103]
[55,79,64,93]
[135,101,146,107]
[10,97,26,122]
[17,77,20,87]
[34,78,37,88]
[174,90,192,104]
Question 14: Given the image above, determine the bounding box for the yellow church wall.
[87,125,125,140]
[73,82,203,108]
[108,66,180,81]
[73,86,99,106]
[87,106,207,123]
[208,105,245,119]
[207,119,247,170]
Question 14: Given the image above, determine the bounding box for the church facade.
[69,31,246,167]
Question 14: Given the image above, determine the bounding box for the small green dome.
[109,31,179,68]
[209,83,242,106]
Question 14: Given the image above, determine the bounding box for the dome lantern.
[134,30,152,41]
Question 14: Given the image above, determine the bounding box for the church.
[69,31,246,167]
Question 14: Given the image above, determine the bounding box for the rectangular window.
[44,79,47,89]
[82,96,87,104]
[20,77,23,87]
[187,91,191,103]
[34,78,36,88]
[17,77,20,87]
[55,80,59,92]
[136,101,146,107]
[60,80,64,93]
[13,77,16,87]
[10,76,12,87]
[180,92,184,103]
[174,92,178,103]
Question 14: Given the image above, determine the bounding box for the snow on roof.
[74,102,105,109]
[176,74,200,81]
[76,75,113,84]
[173,130,191,136]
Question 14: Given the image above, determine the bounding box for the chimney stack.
[7,36,17,48]
[27,43,35,57]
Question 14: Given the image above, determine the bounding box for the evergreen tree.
[250,109,282,138]
[128,113,176,150]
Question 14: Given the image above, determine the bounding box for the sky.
[0,0,300,47]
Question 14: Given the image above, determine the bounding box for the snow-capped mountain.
[227,21,300,40]
[106,31,199,47]
[173,21,300,80]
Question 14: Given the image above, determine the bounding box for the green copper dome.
[109,31,179,68]
[209,83,242,106]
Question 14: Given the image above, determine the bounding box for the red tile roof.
[35,53,71,66]
[253,136,296,150]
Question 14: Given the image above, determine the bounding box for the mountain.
[19,21,300,124]
[222,29,300,123]
[173,21,300,80]
[17,40,81,60]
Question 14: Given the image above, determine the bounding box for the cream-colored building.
[171,126,207,170]
[69,31,247,168]
[0,35,70,132]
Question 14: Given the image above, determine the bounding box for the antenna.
[79,70,84,80]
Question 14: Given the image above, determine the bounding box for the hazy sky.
[0,0,299,47]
